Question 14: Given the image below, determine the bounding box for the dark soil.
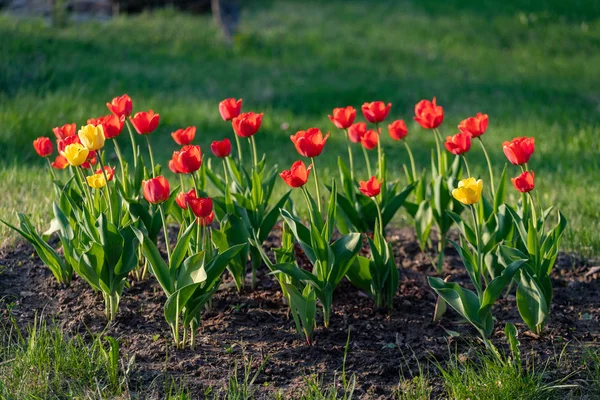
[1,227,599,399]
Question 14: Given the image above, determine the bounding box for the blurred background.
[0,0,599,256]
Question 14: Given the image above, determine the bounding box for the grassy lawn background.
[1,0,599,256]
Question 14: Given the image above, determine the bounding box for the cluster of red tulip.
[19,90,566,345]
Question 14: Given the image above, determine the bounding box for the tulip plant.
[345,177,399,309]
[429,177,528,343]
[501,137,567,335]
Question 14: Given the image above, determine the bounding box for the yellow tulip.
[452,177,483,205]
[78,124,105,151]
[86,173,106,189]
[61,143,89,167]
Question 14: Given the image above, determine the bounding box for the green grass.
[0,317,126,398]
[1,1,600,255]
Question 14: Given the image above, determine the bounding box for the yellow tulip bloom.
[452,177,483,205]
[61,143,89,167]
[86,173,106,189]
[78,124,105,151]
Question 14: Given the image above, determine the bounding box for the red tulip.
[96,165,115,181]
[219,98,243,121]
[280,160,312,188]
[347,122,367,143]
[388,120,408,141]
[290,128,330,158]
[176,188,197,209]
[130,110,160,135]
[360,129,378,150]
[188,197,213,218]
[359,176,382,197]
[361,101,391,124]
[88,115,124,139]
[210,138,232,158]
[143,176,170,204]
[458,113,489,138]
[328,106,356,129]
[511,170,535,193]
[503,137,535,165]
[51,155,69,169]
[81,150,97,169]
[57,135,81,153]
[168,160,180,174]
[414,97,444,129]
[197,211,215,227]
[106,94,133,118]
[52,123,77,140]
[170,145,202,174]
[444,132,472,155]
[171,126,196,146]
[33,137,53,157]
[232,112,263,138]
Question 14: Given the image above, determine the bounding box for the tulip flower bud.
[61,143,89,167]
[78,124,105,151]
[452,177,483,205]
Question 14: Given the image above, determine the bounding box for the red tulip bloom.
[52,123,77,140]
[359,176,382,197]
[171,126,196,146]
[360,129,378,150]
[328,106,356,130]
[197,211,215,227]
[168,160,180,174]
[51,155,69,169]
[176,188,197,209]
[130,110,160,135]
[88,115,124,139]
[290,128,330,158]
[444,132,472,155]
[503,137,535,165]
[232,112,263,138]
[57,135,81,153]
[511,170,535,193]
[96,165,115,181]
[414,97,444,129]
[143,176,170,204]
[388,120,408,141]
[81,150,97,169]
[219,98,243,121]
[170,145,202,174]
[280,160,312,188]
[361,101,391,124]
[458,112,489,138]
[106,94,133,118]
[188,197,213,218]
[347,122,367,143]
[33,137,53,157]
[210,138,232,158]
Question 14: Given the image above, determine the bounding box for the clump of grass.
[219,342,270,400]
[0,316,127,399]
[435,341,578,400]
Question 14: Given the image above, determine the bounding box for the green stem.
[222,158,229,188]
[478,138,495,195]
[344,129,355,181]
[432,128,443,175]
[361,146,373,177]
[76,167,94,212]
[234,134,243,164]
[249,136,258,168]
[45,158,57,181]
[145,135,156,178]
[462,155,471,177]
[159,204,171,263]
[192,171,201,193]
[376,123,384,181]
[373,198,384,235]
[124,120,138,167]
[97,152,114,220]
[311,157,322,213]
[112,139,126,183]
[403,140,417,183]
[179,174,185,192]
[470,205,484,298]
[301,185,315,217]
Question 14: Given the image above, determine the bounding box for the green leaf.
[479,256,526,319]
[493,164,507,212]
[346,256,373,293]
[516,270,549,335]
[258,191,291,243]
[133,227,172,295]
[381,182,416,228]
[164,282,203,325]
[169,223,196,272]
[330,233,362,286]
